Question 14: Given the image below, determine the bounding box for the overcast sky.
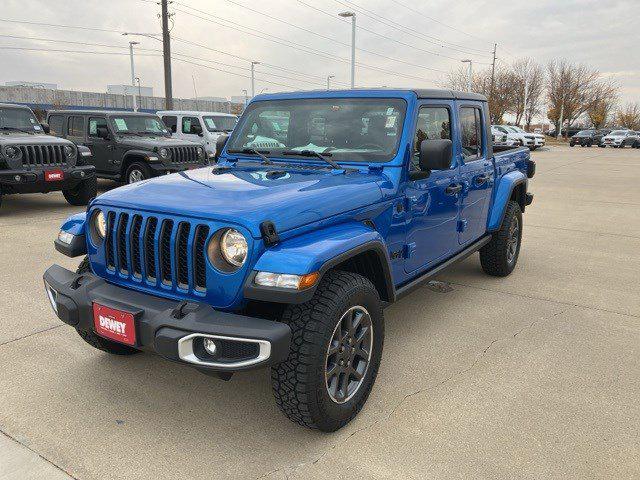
[0,0,638,105]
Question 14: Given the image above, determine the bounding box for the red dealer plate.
[45,170,64,182]
[93,303,136,346]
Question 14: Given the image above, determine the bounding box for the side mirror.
[214,134,229,162]
[40,122,50,134]
[192,124,203,135]
[419,139,453,171]
[97,126,110,140]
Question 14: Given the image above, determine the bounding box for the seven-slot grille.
[103,210,210,292]
[168,145,200,164]
[19,144,68,168]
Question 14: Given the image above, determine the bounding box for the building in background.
[107,84,153,97]
[5,81,58,90]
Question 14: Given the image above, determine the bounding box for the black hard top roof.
[48,110,158,116]
[0,102,31,109]
[412,89,487,102]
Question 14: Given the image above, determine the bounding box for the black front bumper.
[43,265,291,372]
[0,165,95,194]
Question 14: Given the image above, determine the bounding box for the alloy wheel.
[507,216,520,264]
[128,169,144,184]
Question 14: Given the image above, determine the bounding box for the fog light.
[14,175,21,182]
[203,338,217,356]
[58,230,74,245]
[44,281,58,314]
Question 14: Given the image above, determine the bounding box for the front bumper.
[43,265,291,372]
[0,165,95,193]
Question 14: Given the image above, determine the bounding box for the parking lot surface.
[1,145,639,479]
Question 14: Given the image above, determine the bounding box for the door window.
[48,115,63,136]
[162,115,177,133]
[68,116,85,137]
[88,117,108,137]
[413,106,451,170]
[460,107,483,160]
[182,116,202,134]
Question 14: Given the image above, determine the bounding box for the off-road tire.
[125,162,152,184]
[74,257,139,355]
[271,270,384,432]
[480,200,523,277]
[62,176,97,206]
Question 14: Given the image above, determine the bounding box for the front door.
[404,103,461,274]
[458,105,493,245]
[85,116,116,173]
[181,116,206,147]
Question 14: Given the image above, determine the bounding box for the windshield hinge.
[260,221,280,247]
[368,165,384,173]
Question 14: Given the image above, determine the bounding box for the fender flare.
[121,150,155,174]
[487,171,527,232]
[55,212,88,257]
[243,222,395,304]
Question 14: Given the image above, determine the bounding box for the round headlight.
[197,146,205,159]
[159,148,170,159]
[64,145,75,158]
[4,146,20,159]
[220,229,248,267]
[94,210,106,239]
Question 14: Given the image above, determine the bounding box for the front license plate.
[45,170,64,182]
[93,303,136,346]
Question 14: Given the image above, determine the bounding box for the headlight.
[64,145,76,158]
[197,147,205,159]
[91,209,107,244]
[254,271,319,290]
[159,148,170,159]
[220,229,248,267]
[4,146,21,159]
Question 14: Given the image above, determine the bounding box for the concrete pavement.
[0,146,638,479]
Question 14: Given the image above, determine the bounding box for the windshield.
[0,107,41,132]
[227,98,407,162]
[610,130,627,136]
[576,130,593,136]
[110,115,169,135]
[508,126,524,133]
[203,115,237,132]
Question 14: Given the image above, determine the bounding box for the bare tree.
[586,79,619,128]
[510,58,545,129]
[615,102,640,130]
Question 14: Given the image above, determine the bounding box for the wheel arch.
[120,150,152,178]
[487,171,527,232]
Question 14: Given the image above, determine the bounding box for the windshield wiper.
[0,126,31,133]
[282,150,341,170]
[227,148,273,165]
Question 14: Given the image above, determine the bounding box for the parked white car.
[491,126,518,147]
[601,129,635,148]
[492,125,523,147]
[157,110,238,159]
[509,125,546,149]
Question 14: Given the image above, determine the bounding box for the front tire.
[480,200,523,277]
[74,257,140,355]
[62,176,97,206]
[271,271,384,432]
[125,162,152,184]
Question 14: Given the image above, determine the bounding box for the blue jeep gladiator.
[44,89,534,431]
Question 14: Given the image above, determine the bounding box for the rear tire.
[74,257,140,355]
[271,270,384,432]
[125,162,152,184]
[480,201,522,277]
[62,176,97,206]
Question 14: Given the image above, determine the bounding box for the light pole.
[338,12,356,88]
[461,59,473,93]
[135,77,142,111]
[242,89,248,108]
[250,61,260,97]
[128,41,140,111]
[327,75,335,90]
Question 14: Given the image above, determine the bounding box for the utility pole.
[128,41,139,111]
[490,43,497,99]
[326,75,335,90]
[251,61,260,97]
[192,75,198,110]
[339,12,356,88]
[557,102,564,139]
[522,76,529,129]
[461,59,472,92]
[135,77,142,110]
[161,0,173,110]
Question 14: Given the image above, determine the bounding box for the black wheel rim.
[325,306,373,404]
[507,216,520,264]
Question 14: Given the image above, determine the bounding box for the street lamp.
[327,75,335,90]
[135,77,142,111]
[128,41,140,111]
[461,59,473,93]
[250,61,260,97]
[242,89,248,108]
[338,12,356,88]
[122,32,162,42]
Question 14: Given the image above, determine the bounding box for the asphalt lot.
[1,145,639,479]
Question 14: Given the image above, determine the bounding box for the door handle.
[445,184,462,195]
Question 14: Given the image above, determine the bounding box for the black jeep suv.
[47,110,207,184]
[0,103,96,209]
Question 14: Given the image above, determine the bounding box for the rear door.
[67,115,86,145]
[403,101,461,274]
[457,103,493,245]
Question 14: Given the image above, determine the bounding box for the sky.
[0,0,638,106]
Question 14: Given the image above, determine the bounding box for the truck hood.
[0,132,72,146]
[94,165,385,237]
[116,135,199,150]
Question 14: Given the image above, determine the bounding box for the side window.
[67,116,85,138]
[182,116,201,134]
[413,106,451,170]
[162,115,177,133]
[460,107,483,160]
[88,117,108,137]
[48,115,63,136]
